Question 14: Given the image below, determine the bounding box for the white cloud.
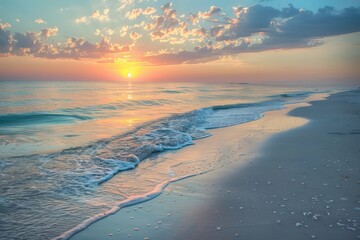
[35,19,46,24]
[75,16,88,24]
[91,9,110,22]
[120,25,129,37]
[118,0,135,11]
[106,28,114,35]
[75,8,110,24]
[125,7,156,20]
[0,22,11,29]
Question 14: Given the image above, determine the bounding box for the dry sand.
[70,90,360,240]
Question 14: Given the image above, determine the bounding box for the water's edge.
[54,171,212,240]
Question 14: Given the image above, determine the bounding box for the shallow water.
[0,81,325,240]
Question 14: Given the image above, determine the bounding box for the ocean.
[0,81,328,239]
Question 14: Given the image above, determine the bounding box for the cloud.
[199,6,222,19]
[145,5,360,65]
[145,2,186,43]
[126,7,157,20]
[0,28,130,60]
[210,26,224,37]
[12,32,42,56]
[126,8,142,20]
[40,27,58,38]
[143,7,157,15]
[91,9,110,22]
[75,8,110,24]
[118,0,135,11]
[75,16,88,24]
[232,6,243,18]
[188,6,222,25]
[120,25,129,37]
[0,28,12,54]
[161,2,172,11]
[2,4,359,66]
[0,22,11,29]
[188,13,199,24]
[150,30,166,40]
[34,18,46,24]
[273,6,360,39]
[145,40,250,65]
[130,31,142,40]
[192,27,207,37]
[219,5,360,42]
[217,5,280,40]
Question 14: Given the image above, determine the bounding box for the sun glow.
[112,59,142,81]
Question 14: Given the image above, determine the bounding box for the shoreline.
[68,91,344,240]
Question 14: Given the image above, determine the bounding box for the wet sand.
[70,90,360,240]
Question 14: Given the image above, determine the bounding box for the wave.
[269,91,313,99]
[6,99,284,198]
[0,113,91,127]
[0,99,177,128]
[60,98,177,115]
[160,90,183,94]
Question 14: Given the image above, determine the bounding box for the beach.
[2,1,359,239]
[70,90,360,240]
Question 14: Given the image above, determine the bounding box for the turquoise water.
[0,81,321,240]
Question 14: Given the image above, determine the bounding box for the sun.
[127,72,132,78]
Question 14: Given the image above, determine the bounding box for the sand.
[70,90,360,240]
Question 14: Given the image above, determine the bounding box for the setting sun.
[127,72,132,78]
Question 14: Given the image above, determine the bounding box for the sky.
[0,0,359,84]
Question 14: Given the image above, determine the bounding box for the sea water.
[0,81,324,239]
